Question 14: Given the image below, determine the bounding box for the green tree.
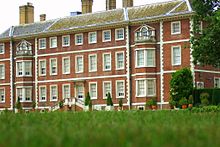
[106,93,113,106]
[85,92,91,106]
[191,0,220,66]
[170,68,193,102]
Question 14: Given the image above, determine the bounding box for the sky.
[0,0,168,33]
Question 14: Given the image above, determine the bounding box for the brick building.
[0,0,219,111]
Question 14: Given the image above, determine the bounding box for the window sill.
[50,99,58,102]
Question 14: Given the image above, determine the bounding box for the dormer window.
[16,40,32,56]
[135,25,156,43]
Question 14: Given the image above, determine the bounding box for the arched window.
[16,40,32,55]
[141,26,148,37]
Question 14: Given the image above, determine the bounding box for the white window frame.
[135,78,156,97]
[115,51,124,70]
[103,81,112,99]
[102,30,111,42]
[16,86,32,102]
[0,88,5,103]
[75,55,84,73]
[49,37,57,48]
[75,84,84,99]
[135,48,156,68]
[171,21,181,35]
[62,84,71,99]
[50,58,57,75]
[116,80,125,98]
[75,33,83,45]
[172,45,181,66]
[214,77,220,88]
[62,35,70,47]
[136,79,147,97]
[39,38,46,49]
[16,61,32,77]
[0,64,5,79]
[39,59,46,76]
[115,28,124,41]
[146,79,156,96]
[88,32,97,44]
[89,54,97,72]
[50,85,58,101]
[89,82,97,99]
[62,56,70,74]
[103,53,111,71]
[39,86,47,102]
[0,43,5,54]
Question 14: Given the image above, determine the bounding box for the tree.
[170,68,193,102]
[106,92,113,106]
[191,0,220,66]
[85,92,91,106]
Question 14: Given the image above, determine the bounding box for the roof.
[0,0,193,40]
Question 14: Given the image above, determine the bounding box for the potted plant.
[32,101,36,111]
[105,93,114,111]
[15,98,22,113]
[188,95,193,108]
[169,97,177,109]
[84,92,91,111]
[118,98,123,111]
[146,98,157,110]
[200,92,209,106]
[59,101,64,109]
[179,97,188,109]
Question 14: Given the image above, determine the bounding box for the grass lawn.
[0,110,220,147]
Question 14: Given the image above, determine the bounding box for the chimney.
[19,2,34,24]
[81,0,93,14]
[123,0,133,8]
[40,14,46,21]
[106,0,116,10]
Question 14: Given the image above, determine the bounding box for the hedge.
[192,88,220,105]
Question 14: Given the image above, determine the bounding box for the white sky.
[0,0,168,33]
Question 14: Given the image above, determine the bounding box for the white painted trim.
[163,39,190,44]
[190,19,195,87]
[88,54,97,72]
[38,74,127,83]
[194,69,220,74]
[136,79,147,97]
[89,82,98,100]
[62,56,70,75]
[171,45,182,66]
[37,45,126,57]
[16,86,33,102]
[62,35,70,47]
[135,48,156,68]
[102,81,112,99]
[0,83,10,86]
[62,84,71,99]
[9,39,13,109]
[102,52,111,71]
[115,51,125,70]
[75,33,83,45]
[0,43,5,54]
[39,59,46,76]
[132,72,160,77]
[0,58,10,62]
[186,0,192,11]
[49,58,57,76]
[15,60,32,77]
[38,38,46,49]
[160,21,164,109]
[50,85,58,102]
[0,63,5,79]
[49,37,58,48]
[171,21,181,35]
[115,28,125,41]
[88,31,97,44]
[15,81,35,84]
[164,70,176,74]
[102,30,111,42]
[116,80,125,99]
[39,85,47,102]
[75,55,84,73]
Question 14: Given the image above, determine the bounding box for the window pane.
[40,61,46,75]
[89,55,97,71]
[137,50,144,67]
[0,65,4,79]
[147,80,155,96]
[25,88,32,101]
[63,58,70,74]
[173,47,181,65]
[90,83,97,98]
[0,89,5,102]
[89,32,96,43]
[117,53,124,69]
[17,62,23,76]
[40,87,46,101]
[172,22,180,34]
[137,80,145,96]
[51,59,57,74]
[39,39,46,49]
[76,34,83,44]
[50,37,57,48]
[63,36,70,46]
[117,81,124,97]
[104,54,111,70]
[76,56,83,72]
[51,86,57,100]
[116,29,124,39]
[17,88,23,101]
[104,82,111,97]
[63,85,70,99]
[146,50,155,66]
[104,31,111,41]
[0,44,4,53]
[25,62,31,75]
[77,85,84,99]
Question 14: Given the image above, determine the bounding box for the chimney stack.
[106,0,116,10]
[81,0,93,14]
[123,0,133,8]
[40,14,46,21]
[19,2,34,24]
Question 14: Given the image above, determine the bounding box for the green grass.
[0,111,220,147]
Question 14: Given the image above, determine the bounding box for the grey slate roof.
[0,0,193,40]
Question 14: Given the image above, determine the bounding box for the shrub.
[59,101,64,108]
[32,101,36,109]
[118,99,123,108]
[106,93,113,106]
[146,98,157,107]
[85,92,91,106]
[15,99,22,110]
[212,89,220,105]
[169,97,177,107]
[179,97,188,105]
[170,68,193,102]
[200,93,209,106]
[191,106,220,113]
[188,95,193,104]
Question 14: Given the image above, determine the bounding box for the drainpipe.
[9,26,14,110]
